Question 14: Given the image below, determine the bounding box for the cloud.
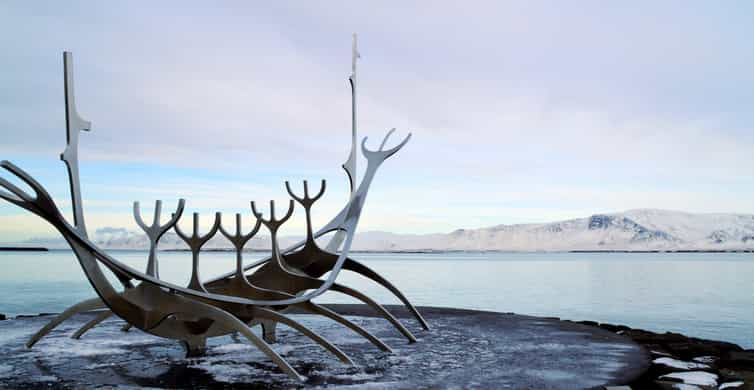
[1,1,754,239]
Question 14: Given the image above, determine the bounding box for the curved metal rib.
[66,198,187,341]
[0,161,134,287]
[184,299,305,381]
[281,178,428,332]
[0,118,411,310]
[295,302,392,352]
[71,310,112,339]
[249,263,416,344]
[0,160,336,307]
[330,283,417,343]
[252,307,354,365]
[1,46,419,384]
[296,252,430,331]
[212,211,392,353]
[26,297,106,348]
[205,127,412,293]
[343,259,429,330]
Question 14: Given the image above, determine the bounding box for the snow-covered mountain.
[23,209,754,252]
[352,209,754,251]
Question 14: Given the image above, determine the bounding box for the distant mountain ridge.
[22,209,754,252]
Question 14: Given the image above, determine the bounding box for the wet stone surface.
[0,305,648,389]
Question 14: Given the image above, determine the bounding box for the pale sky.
[1,1,754,242]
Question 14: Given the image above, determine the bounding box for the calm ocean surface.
[0,250,752,348]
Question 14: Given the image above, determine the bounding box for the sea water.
[0,250,752,348]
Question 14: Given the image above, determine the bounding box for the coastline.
[0,306,648,388]
[159,248,754,254]
[567,319,754,388]
[1,308,751,388]
[0,247,48,252]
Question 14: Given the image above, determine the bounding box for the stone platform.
[0,305,649,389]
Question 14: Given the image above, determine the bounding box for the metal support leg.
[71,310,112,339]
[253,307,355,366]
[26,297,106,348]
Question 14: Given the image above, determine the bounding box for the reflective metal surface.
[0,38,426,381]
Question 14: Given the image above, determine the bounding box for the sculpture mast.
[61,52,92,237]
[343,33,359,194]
[327,34,359,253]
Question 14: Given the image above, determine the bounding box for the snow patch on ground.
[211,343,253,354]
[692,356,717,364]
[32,375,59,382]
[273,344,296,356]
[84,362,117,370]
[719,381,745,389]
[653,357,711,370]
[35,342,125,357]
[660,371,718,387]
[332,372,382,381]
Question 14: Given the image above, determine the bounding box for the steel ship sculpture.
[0,35,428,381]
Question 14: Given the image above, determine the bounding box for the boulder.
[599,323,631,333]
[723,351,754,370]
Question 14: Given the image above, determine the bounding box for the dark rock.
[577,320,599,327]
[624,329,687,344]
[599,323,631,333]
[667,341,726,359]
[648,346,674,356]
[15,312,55,319]
[588,320,753,389]
[619,328,742,361]
[677,340,742,359]
[723,351,754,370]
[719,368,745,382]
[0,313,5,321]
[718,370,754,390]
[589,215,612,229]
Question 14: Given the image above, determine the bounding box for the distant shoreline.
[0,247,48,252]
[3,247,752,254]
[163,248,754,254]
[161,248,451,254]
[569,249,754,253]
